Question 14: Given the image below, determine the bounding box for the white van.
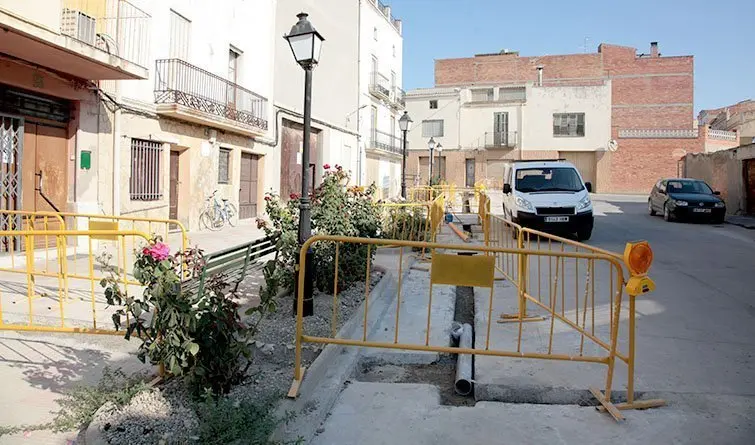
[501,160,594,241]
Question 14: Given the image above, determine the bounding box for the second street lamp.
[284,12,324,317]
[398,111,413,199]
[427,137,436,185]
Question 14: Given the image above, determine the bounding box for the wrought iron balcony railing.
[154,59,268,131]
[370,129,402,155]
[484,131,518,149]
[391,87,406,109]
[369,72,392,100]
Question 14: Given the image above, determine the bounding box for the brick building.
[405,42,733,194]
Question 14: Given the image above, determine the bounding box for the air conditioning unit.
[61,9,97,46]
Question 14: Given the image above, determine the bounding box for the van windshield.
[515,167,584,193]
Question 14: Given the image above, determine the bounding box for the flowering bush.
[100,239,276,394]
[257,165,381,294]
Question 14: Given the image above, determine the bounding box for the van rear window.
[515,168,584,193]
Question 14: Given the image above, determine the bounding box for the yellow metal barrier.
[289,235,664,421]
[0,229,152,335]
[378,202,432,244]
[0,210,189,286]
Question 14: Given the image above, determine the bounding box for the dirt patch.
[229,270,384,403]
[454,285,475,326]
[354,356,475,407]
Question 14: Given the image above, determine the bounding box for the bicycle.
[199,190,238,231]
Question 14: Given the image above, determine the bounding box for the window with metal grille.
[130,139,163,201]
[499,87,526,102]
[471,88,494,102]
[429,100,438,109]
[421,119,444,137]
[218,148,231,184]
[553,113,585,137]
[169,9,191,60]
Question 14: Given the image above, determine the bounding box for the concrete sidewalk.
[726,215,755,230]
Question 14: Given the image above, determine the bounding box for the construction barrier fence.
[290,233,664,421]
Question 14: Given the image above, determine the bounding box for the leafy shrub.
[381,206,430,242]
[257,165,382,294]
[100,241,277,395]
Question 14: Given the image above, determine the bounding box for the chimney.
[536,66,544,86]
[650,42,659,58]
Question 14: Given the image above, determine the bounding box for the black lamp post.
[435,143,443,183]
[398,111,413,199]
[285,12,324,317]
[427,137,436,185]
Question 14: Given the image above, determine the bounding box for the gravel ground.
[91,269,384,444]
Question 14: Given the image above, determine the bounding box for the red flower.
[323,163,331,170]
[336,164,342,171]
[290,193,300,200]
[264,195,272,201]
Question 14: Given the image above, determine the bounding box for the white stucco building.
[404,80,612,188]
[272,0,404,201]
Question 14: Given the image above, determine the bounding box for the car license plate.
[693,208,711,213]
[545,216,569,222]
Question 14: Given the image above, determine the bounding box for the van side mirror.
[713,191,721,196]
[503,183,512,194]
[585,182,593,193]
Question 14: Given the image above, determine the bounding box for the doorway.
[493,112,509,146]
[746,159,755,215]
[239,152,259,219]
[465,158,476,187]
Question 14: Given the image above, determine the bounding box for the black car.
[648,178,726,223]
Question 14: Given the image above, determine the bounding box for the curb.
[271,254,414,444]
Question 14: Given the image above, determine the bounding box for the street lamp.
[427,137,436,185]
[435,143,443,183]
[284,12,324,317]
[398,111,413,198]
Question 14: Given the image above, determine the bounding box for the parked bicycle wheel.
[199,210,222,231]
[225,203,239,227]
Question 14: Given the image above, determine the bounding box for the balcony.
[390,87,406,109]
[483,131,518,149]
[369,72,392,101]
[0,0,150,80]
[369,129,402,156]
[154,59,268,137]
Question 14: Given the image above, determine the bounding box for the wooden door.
[169,151,180,223]
[746,160,755,215]
[280,119,319,200]
[465,158,476,187]
[239,152,259,219]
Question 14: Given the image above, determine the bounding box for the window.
[227,47,241,107]
[130,139,163,201]
[471,88,494,102]
[515,167,584,193]
[499,87,526,102]
[169,10,191,60]
[421,119,444,137]
[429,100,438,109]
[553,113,585,137]
[218,148,231,184]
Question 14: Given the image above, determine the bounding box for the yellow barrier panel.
[289,235,665,421]
[0,229,152,335]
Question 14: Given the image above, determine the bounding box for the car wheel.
[663,204,674,222]
[577,227,592,241]
[648,200,656,216]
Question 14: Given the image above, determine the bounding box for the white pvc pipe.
[455,323,474,396]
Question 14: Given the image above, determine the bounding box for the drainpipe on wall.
[356,0,363,185]
[112,80,121,216]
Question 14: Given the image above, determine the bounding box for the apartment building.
[0,0,150,233]
[405,81,612,189]
[0,0,276,232]
[273,0,404,201]
[407,42,731,193]
[699,100,755,147]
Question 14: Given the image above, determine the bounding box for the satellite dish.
[607,139,618,152]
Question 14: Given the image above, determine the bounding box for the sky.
[390,0,754,113]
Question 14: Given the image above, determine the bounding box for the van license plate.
[693,208,711,213]
[545,216,569,222]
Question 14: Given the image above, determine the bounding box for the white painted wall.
[120,0,276,135]
[521,82,611,152]
[0,0,61,32]
[405,88,460,152]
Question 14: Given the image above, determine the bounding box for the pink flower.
[143,242,170,261]
[323,163,331,170]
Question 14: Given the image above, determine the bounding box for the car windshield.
[515,167,584,193]
[666,180,713,194]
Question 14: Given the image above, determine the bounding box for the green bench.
[182,233,280,297]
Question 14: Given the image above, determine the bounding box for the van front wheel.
[577,226,592,241]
